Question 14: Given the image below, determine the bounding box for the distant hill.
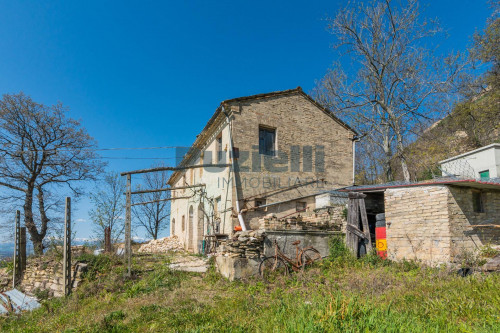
[392,86,500,180]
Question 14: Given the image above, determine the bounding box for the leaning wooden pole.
[63,197,72,296]
[125,174,132,277]
[12,210,20,288]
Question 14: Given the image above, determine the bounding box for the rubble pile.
[217,230,265,259]
[137,236,184,253]
[260,207,345,231]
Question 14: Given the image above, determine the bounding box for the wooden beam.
[127,184,205,195]
[131,196,191,207]
[120,164,230,176]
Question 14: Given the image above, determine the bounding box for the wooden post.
[346,197,359,255]
[358,197,373,253]
[125,174,132,277]
[12,210,20,288]
[63,197,72,296]
[20,227,27,273]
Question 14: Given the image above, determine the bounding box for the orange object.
[234,226,242,231]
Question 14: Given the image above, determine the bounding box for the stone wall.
[447,186,500,262]
[385,186,451,264]
[384,185,500,265]
[21,257,87,298]
[217,230,265,259]
[259,207,345,232]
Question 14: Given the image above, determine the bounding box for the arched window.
[182,215,185,232]
[171,218,176,236]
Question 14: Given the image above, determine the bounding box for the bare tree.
[0,93,104,255]
[313,0,466,181]
[89,172,125,244]
[132,165,170,240]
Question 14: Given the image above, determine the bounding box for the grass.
[0,239,499,332]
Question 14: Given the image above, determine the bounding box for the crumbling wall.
[21,257,87,298]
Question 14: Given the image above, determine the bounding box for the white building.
[439,143,500,179]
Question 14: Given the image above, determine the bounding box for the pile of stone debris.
[217,230,265,259]
[137,236,184,254]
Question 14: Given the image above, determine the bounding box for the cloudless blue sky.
[0,0,492,240]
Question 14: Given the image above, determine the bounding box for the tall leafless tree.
[89,172,125,245]
[313,0,466,181]
[132,164,170,240]
[0,92,104,254]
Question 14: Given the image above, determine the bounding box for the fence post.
[125,174,132,277]
[63,197,72,296]
[20,227,27,273]
[12,210,20,288]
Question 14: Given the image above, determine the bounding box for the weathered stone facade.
[168,88,355,253]
[384,185,500,264]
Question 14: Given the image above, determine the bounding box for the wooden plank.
[127,184,205,195]
[131,196,191,207]
[358,198,373,253]
[120,164,231,176]
[346,224,366,239]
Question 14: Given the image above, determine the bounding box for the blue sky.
[0,0,492,240]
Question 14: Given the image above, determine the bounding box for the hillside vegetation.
[0,240,499,332]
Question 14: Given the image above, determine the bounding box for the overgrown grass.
[0,243,499,332]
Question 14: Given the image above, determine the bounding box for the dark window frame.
[472,190,484,213]
[259,126,276,156]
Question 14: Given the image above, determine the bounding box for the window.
[172,218,175,235]
[479,170,490,179]
[216,133,224,162]
[255,198,266,210]
[472,190,484,213]
[259,126,276,156]
[182,215,185,231]
[296,201,307,212]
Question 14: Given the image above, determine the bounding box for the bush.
[328,235,354,263]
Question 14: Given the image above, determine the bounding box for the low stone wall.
[217,230,265,259]
[264,230,342,259]
[21,258,87,297]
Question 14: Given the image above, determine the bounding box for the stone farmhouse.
[168,87,357,253]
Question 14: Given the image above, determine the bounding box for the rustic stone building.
[350,179,500,265]
[168,87,357,252]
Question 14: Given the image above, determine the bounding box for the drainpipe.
[352,136,360,186]
[222,105,247,231]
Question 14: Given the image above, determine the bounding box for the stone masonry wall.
[230,92,355,229]
[384,186,451,264]
[21,257,87,298]
[385,185,500,265]
[259,206,345,232]
[447,187,500,262]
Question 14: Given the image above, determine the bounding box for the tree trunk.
[395,131,411,182]
[23,186,44,255]
[383,126,393,182]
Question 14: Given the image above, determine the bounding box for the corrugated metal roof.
[344,177,500,192]
[0,289,40,315]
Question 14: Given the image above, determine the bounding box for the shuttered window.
[259,127,276,156]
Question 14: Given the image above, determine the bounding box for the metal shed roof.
[0,289,40,315]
